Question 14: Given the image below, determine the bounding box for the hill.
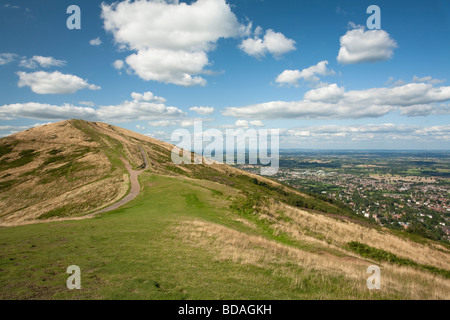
[0,119,449,299]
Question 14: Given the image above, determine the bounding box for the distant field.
[1,172,449,299]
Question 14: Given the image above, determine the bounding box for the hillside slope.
[0,120,449,299]
[0,119,319,225]
[0,120,157,224]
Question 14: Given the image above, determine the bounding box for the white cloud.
[3,4,20,9]
[385,77,406,87]
[145,131,171,140]
[250,120,265,127]
[223,82,450,119]
[400,103,450,117]
[240,38,265,57]
[19,59,37,69]
[131,91,166,103]
[281,124,450,145]
[235,119,249,128]
[413,75,446,85]
[149,118,214,127]
[79,101,96,107]
[304,84,345,103]
[19,56,66,69]
[125,48,208,86]
[190,106,214,115]
[112,59,125,70]
[96,100,184,121]
[31,56,66,68]
[148,120,179,127]
[240,29,296,58]
[89,37,102,46]
[0,102,98,120]
[275,61,334,87]
[101,0,243,86]
[0,53,17,65]
[0,98,185,123]
[17,71,100,94]
[337,25,397,64]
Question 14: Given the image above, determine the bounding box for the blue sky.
[1,0,449,149]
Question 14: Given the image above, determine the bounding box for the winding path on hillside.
[89,146,149,216]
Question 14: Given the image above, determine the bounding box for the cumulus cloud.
[0,53,17,65]
[250,120,265,127]
[281,124,450,143]
[112,59,125,71]
[223,82,450,119]
[280,124,450,146]
[79,101,96,107]
[0,102,97,120]
[400,103,450,117]
[96,100,184,121]
[125,48,208,86]
[89,37,102,46]
[0,96,185,122]
[413,75,446,85]
[385,76,406,87]
[101,0,243,86]
[17,71,100,94]
[240,29,296,58]
[304,84,345,103]
[275,61,334,87]
[337,25,397,64]
[131,91,166,103]
[232,119,264,128]
[19,56,67,69]
[149,118,213,127]
[235,119,249,128]
[190,106,214,115]
[148,120,180,127]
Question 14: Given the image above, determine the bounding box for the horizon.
[1,0,450,150]
[2,118,450,152]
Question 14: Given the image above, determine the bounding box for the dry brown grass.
[261,201,450,271]
[175,219,450,299]
[0,120,149,224]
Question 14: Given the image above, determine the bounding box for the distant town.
[236,150,450,243]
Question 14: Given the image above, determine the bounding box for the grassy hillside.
[0,120,449,299]
[0,119,177,225]
[1,172,449,299]
[0,119,349,225]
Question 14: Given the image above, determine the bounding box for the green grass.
[0,173,392,300]
[347,241,450,279]
[71,120,125,173]
[0,149,39,170]
[0,179,17,191]
[0,142,16,158]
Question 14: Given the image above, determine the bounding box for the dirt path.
[89,146,149,216]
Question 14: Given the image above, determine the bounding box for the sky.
[0,0,449,149]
